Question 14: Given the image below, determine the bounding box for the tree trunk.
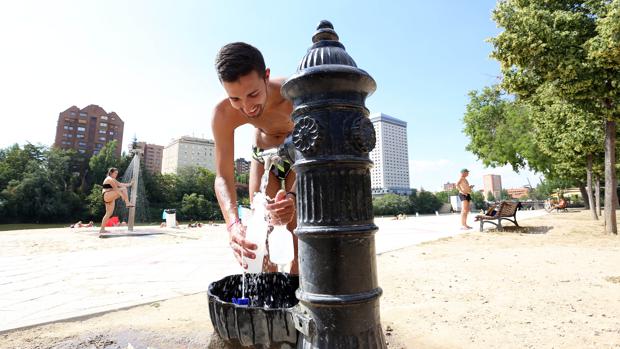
[586,154,597,220]
[595,175,602,217]
[579,185,590,209]
[604,119,617,234]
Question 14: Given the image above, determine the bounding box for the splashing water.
[235,155,278,303]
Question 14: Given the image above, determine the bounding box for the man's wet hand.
[228,222,257,269]
[266,190,295,226]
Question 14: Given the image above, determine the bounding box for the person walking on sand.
[456,168,473,230]
[99,168,134,235]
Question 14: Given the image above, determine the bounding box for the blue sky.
[0,0,540,191]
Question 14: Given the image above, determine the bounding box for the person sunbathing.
[70,221,94,228]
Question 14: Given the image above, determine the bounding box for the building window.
[79,112,87,117]
[109,131,114,135]
[77,126,86,132]
[100,116,108,120]
[78,149,86,154]
[78,142,87,147]
[95,143,103,149]
[99,130,106,134]
[76,134,84,139]
[99,137,106,141]
[100,122,107,127]
[70,112,76,116]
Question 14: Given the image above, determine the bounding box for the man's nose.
[242,100,250,110]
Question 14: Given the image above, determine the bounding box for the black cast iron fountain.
[208,20,386,348]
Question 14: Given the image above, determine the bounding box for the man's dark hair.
[215,42,266,82]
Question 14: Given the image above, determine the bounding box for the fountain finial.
[312,20,338,43]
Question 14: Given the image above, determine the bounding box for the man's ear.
[264,68,271,80]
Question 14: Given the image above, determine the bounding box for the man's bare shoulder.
[212,98,246,131]
[270,77,287,87]
[268,77,293,109]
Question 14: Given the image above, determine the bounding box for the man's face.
[462,171,469,178]
[222,69,270,119]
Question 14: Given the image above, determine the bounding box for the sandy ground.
[2,209,620,349]
[0,224,219,258]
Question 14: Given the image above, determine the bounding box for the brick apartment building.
[443,182,456,191]
[235,158,251,175]
[129,141,164,174]
[54,105,124,164]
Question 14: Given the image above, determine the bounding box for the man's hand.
[228,222,257,269]
[266,190,295,226]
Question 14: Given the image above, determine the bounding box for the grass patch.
[0,223,69,231]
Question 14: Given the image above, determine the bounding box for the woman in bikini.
[100,167,134,235]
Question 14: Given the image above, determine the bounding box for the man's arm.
[212,105,257,268]
[456,178,465,193]
[212,107,238,226]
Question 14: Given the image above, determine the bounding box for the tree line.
[0,141,232,224]
[463,0,620,233]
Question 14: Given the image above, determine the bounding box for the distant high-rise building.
[443,182,456,192]
[129,141,164,174]
[162,136,215,174]
[235,158,251,175]
[54,104,124,169]
[369,113,411,195]
[483,174,502,199]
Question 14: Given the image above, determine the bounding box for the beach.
[2,210,620,348]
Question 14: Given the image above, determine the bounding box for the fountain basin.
[208,273,299,348]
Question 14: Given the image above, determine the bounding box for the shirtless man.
[212,42,297,273]
[456,168,473,230]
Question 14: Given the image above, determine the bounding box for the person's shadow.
[491,225,552,234]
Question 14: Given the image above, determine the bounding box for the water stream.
[116,155,149,224]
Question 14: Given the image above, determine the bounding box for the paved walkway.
[0,210,547,332]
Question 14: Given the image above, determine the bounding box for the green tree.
[435,188,458,204]
[490,0,620,233]
[0,143,46,189]
[528,86,605,219]
[181,193,209,221]
[88,140,123,187]
[486,191,496,202]
[0,145,83,223]
[86,184,105,219]
[463,86,551,174]
[411,191,443,214]
[176,166,217,202]
[372,194,410,216]
[471,191,485,210]
[500,189,511,201]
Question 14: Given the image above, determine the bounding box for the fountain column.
[282,20,386,348]
[127,148,142,232]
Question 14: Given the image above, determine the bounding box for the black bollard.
[282,20,387,348]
